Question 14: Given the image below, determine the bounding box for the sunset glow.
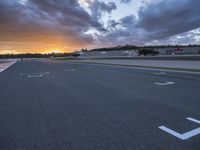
[47,49,63,54]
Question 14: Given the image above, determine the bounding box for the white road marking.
[28,72,50,75]
[187,117,200,124]
[0,61,16,73]
[20,72,50,76]
[64,69,76,72]
[159,117,200,140]
[28,75,43,78]
[154,72,166,75]
[155,81,175,86]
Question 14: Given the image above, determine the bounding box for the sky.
[0,0,200,54]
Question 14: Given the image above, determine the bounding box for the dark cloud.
[86,0,116,22]
[0,0,114,51]
[0,0,199,53]
[146,29,200,45]
[120,0,132,4]
[119,15,135,27]
[136,0,200,39]
[100,0,200,46]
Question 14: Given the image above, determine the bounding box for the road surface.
[70,59,200,71]
[0,59,199,150]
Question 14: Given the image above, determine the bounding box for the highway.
[0,59,199,150]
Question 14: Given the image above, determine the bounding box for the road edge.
[0,61,17,73]
[65,60,200,74]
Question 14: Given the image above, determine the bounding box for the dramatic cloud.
[0,0,199,53]
[0,0,114,53]
[80,0,116,27]
[99,0,200,46]
[136,0,200,39]
[120,0,132,4]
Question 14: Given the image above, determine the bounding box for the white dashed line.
[64,69,76,72]
[20,72,50,76]
[28,75,43,78]
[155,81,175,86]
[154,72,166,75]
[28,72,50,75]
[187,117,200,124]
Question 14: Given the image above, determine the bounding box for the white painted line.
[154,72,166,75]
[64,69,76,72]
[28,72,50,75]
[155,81,175,86]
[187,117,200,124]
[28,75,43,78]
[159,117,200,140]
[0,61,16,73]
[20,72,50,76]
[4,61,16,69]
[159,126,200,140]
[159,126,185,140]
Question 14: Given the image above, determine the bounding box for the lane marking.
[20,72,50,76]
[28,75,43,78]
[155,81,175,86]
[28,72,50,75]
[159,117,200,140]
[0,61,16,73]
[187,117,200,124]
[64,69,76,72]
[154,72,166,75]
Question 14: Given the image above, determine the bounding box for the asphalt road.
[0,59,199,150]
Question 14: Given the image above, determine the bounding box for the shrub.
[138,49,159,56]
[72,53,80,57]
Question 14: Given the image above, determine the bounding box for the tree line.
[86,44,200,52]
[0,53,74,59]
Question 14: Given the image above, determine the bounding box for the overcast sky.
[0,0,200,53]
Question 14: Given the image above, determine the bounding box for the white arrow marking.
[64,69,76,72]
[21,72,50,76]
[28,75,43,78]
[154,72,166,75]
[159,117,200,140]
[28,72,49,75]
[155,81,175,86]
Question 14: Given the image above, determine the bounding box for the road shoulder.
[0,61,17,73]
[65,59,200,74]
